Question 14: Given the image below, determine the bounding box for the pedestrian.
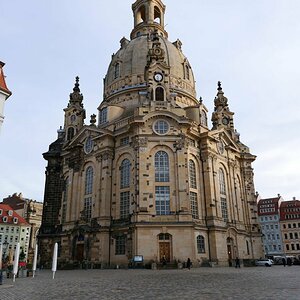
[162,255,167,268]
[235,257,240,268]
[186,258,191,270]
[287,257,292,266]
[282,257,286,267]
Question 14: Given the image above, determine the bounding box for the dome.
[101,0,198,110]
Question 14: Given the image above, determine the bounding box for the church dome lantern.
[102,0,198,110]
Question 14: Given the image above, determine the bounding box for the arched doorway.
[158,233,172,262]
[227,237,234,266]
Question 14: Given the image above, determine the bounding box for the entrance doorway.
[76,244,84,261]
[158,233,172,262]
[227,237,234,266]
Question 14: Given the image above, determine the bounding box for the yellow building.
[39,0,262,268]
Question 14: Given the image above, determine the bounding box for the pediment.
[209,128,241,154]
[66,125,112,148]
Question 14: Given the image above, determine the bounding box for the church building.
[39,0,263,267]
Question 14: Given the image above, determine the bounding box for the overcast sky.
[0,0,299,202]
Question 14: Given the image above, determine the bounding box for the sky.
[0,0,299,202]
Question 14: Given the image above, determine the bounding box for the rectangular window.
[84,197,92,221]
[99,107,108,124]
[190,192,199,219]
[120,136,129,146]
[221,197,228,221]
[155,186,170,215]
[291,244,295,251]
[297,244,300,250]
[120,191,130,219]
[290,233,293,239]
[284,234,288,239]
[115,236,126,255]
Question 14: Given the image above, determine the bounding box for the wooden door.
[76,244,84,261]
[159,242,170,262]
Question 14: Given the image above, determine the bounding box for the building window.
[286,244,290,251]
[120,159,131,189]
[120,191,130,219]
[197,235,205,253]
[99,107,108,124]
[295,233,298,239]
[84,166,93,221]
[62,177,69,223]
[115,235,126,255]
[155,151,169,182]
[155,87,164,101]
[297,244,300,250]
[84,136,94,154]
[284,234,288,239]
[67,127,75,140]
[190,192,199,219]
[185,65,190,80]
[154,120,169,135]
[246,240,250,255]
[189,160,197,189]
[288,224,291,228]
[3,216,7,223]
[291,244,295,251]
[114,63,120,79]
[200,111,207,126]
[219,169,228,221]
[155,186,170,215]
[0,209,2,215]
[120,136,129,146]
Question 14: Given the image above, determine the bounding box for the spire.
[212,81,234,131]
[0,61,12,97]
[131,0,168,40]
[69,76,83,107]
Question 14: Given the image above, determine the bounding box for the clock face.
[222,117,229,125]
[154,73,163,82]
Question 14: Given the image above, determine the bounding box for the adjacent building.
[0,204,31,261]
[257,195,284,257]
[39,0,263,268]
[0,61,12,132]
[280,198,300,259]
[2,193,43,263]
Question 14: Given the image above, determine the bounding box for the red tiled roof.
[280,200,300,207]
[0,204,29,225]
[0,61,12,96]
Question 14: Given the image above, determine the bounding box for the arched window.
[62,177,69,223]
[189,160,197,189]
[114,63,120,79]
[120,159,130,219]
[186,65,190,80]
[155,87,164,101]
[200,111,207,126]
[137,5,146,24]
[219,169,228,221]
[84,166,93,221]
[67,127,75,140]
[155,151,169,182]
[154,6,161,24]
[99,107,108,125]
[197,235,205,253]
[120,159,130,189]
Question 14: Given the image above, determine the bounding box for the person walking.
[186,258,191,270]
[282,257,286,267]
[235,257,240,268]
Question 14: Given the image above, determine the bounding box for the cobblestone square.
[0,266,299,300]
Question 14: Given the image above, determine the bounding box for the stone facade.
[39,0,263,268]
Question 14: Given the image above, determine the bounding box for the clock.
[222,117,229,125]
[154,73,163,82]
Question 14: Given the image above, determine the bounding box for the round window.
[84,137,94,154]
[153,120,169,135]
